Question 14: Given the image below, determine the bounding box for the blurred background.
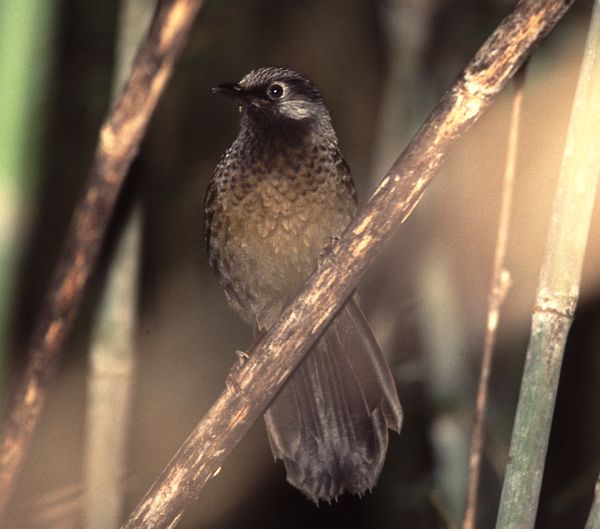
[0,0,599,528]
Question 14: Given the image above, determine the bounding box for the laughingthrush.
[204,67,402,502]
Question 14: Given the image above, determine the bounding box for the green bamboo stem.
[0,0,56,399]
[495,2,600,528]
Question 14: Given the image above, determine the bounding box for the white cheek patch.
[280,100,314,120]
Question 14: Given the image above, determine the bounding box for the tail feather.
[264,295,402,502]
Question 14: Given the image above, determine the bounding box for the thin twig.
[117,2,573,528]
[431,490,458,529]
[462,65,527,529]
[495,1,600,527]
[0,0,206,517]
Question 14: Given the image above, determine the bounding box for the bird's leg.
[225,329,265,401]
[235,349,250,365]
[225,351,249,401]
[318,235,340,269]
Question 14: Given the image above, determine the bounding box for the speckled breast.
[208,145,357,328]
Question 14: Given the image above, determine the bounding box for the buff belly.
[216,177,355,328]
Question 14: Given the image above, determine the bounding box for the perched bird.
[205,67,402,502]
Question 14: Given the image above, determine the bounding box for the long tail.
[264,295,403,503]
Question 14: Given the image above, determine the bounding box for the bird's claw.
[235,350,250,364]
[226,350,250,401]
[318,235,340,268]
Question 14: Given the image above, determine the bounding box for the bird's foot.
[318,235,340,268]
[226,350,250,401]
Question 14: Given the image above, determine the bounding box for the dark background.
[2,1,600,528]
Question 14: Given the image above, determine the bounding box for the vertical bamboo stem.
[84,1,154,526]
[0,0,56,398]
[495,3,600,528]
[85,208,141,529]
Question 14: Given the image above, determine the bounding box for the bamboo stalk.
[85,207,141,529]
[84,2,155,527]
[0,0,56,399]
[495,2,600,528]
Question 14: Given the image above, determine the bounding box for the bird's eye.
[267,83,284,99]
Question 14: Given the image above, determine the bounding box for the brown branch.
[118,2,573,528]
[462,64,527,529]
[0,0,205,516]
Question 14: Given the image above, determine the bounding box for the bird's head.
[213,67,334,140]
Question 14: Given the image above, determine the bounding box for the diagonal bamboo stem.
[0,0,206,517]
[495,1,600,528]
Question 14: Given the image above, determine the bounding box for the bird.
[204,67,402,503]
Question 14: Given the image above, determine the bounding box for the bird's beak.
[212,82,244,99]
